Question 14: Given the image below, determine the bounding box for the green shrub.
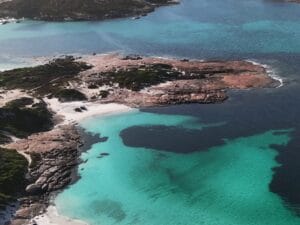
[55,89,87,102]
[0,57,92,96]
[0,148,27,207]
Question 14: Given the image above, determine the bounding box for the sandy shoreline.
[29,100,133,225]
[32,206,88,225]
[45,98,133,125]
[0,53,283,225]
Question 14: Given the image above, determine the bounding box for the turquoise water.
[55,111,298,225]
[1,0,300,61]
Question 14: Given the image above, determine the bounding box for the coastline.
[0,53,281,225]
[246,60,284,88]
[33,206,88,225]
[30,101,133,225]
[45,98,133,126]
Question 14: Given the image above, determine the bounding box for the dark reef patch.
[120,119,300,214]
[90,199,126,222]
[77,127,108,153]
[129,82,300,215]
[270,130,300,214]
[120,125,225,153]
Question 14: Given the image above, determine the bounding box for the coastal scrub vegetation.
[4,97,34,108]
[93,63,213,91]
[0,56,92,96]
[54,89,87,102]
[0,148,27,209]
[0,0,174,21]
[0,99,53,143]
[96,64,182,91]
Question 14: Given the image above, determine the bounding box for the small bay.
[55,111,298,225]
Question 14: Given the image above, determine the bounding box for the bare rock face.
[4,125,82,225]
[79,54,278,107]
[25,184,42,195]
[6,125,80,154]
[7,125,81,194]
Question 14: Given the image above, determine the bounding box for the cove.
[54,111,299,225]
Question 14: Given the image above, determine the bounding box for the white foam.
[246,60,284,88]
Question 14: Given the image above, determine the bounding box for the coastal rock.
[3,125,82,225]
[78,54,277,107]
[25,184,42,195]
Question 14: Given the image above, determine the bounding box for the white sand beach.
[45,98,133,125]
[32,206,88,225]
[28,99,133,225]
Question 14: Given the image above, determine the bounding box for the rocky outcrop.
[0,0,179,21]
[78,54,278,107]
[4,125,82,225]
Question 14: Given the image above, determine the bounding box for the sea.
[1,0,300,224]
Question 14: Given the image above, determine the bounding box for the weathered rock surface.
[4,125,82,225]
[78,54,278,107]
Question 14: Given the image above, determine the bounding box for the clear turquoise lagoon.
[55,112,298,225]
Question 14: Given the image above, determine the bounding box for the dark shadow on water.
[119,69,300,215]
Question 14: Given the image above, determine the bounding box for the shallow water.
[55,112,298,225]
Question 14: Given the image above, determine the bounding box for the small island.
[0,53,279,225]
[0,0,179,21]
